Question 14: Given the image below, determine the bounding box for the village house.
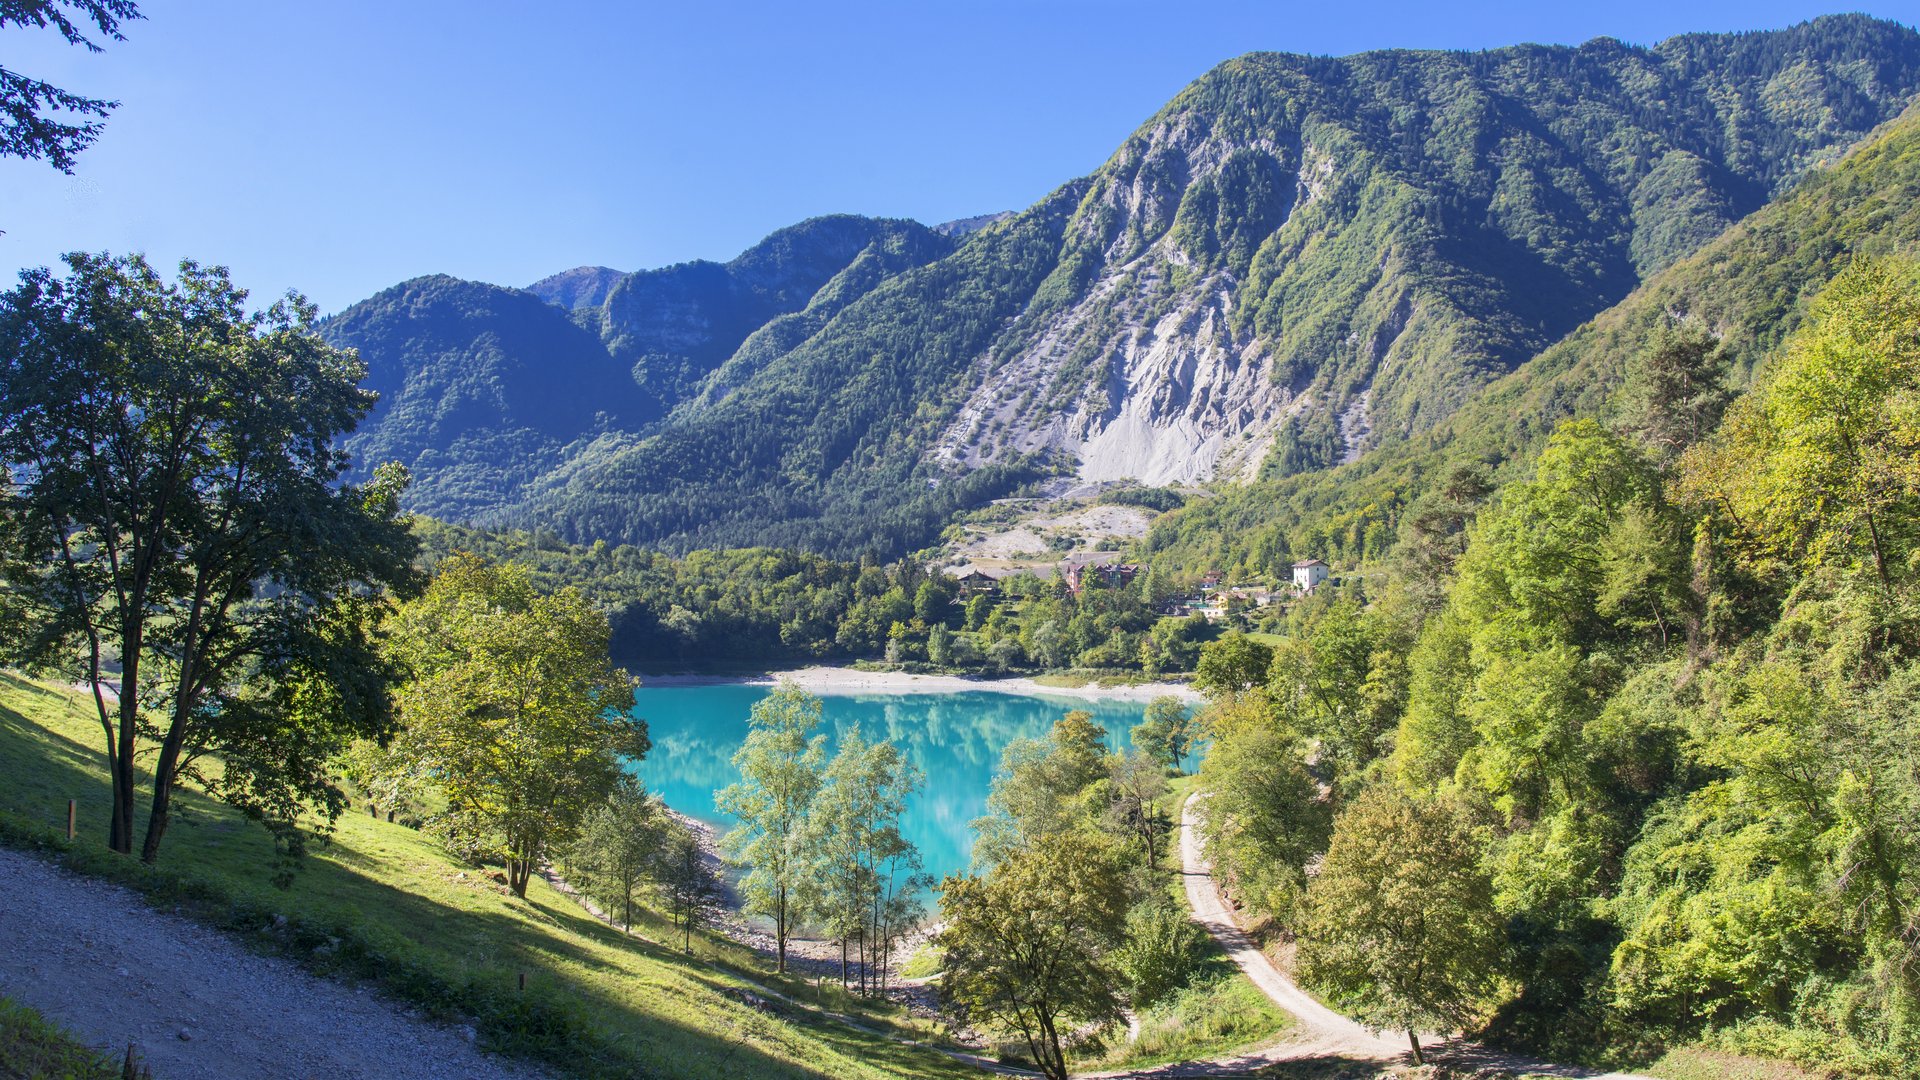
[1291,557,1330,593]
[953,569,1000,597]
[1060,551,1139,595]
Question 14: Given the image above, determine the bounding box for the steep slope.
[324,275,647,521]
[498,16,1920,556]
[583,215,953,410]
[0,675,975,1080]
[511,187,1087,554]
[937,15,1920,482]
[1143,97,1920,578]
[330,216,953,522]
[527,265,625,310]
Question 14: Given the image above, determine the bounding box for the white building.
[1291,558,1329,593]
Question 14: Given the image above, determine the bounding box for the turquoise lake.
[627,683,1153,887]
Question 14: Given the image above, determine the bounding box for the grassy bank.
[0,994,137,1080]
[0,674,975,1080]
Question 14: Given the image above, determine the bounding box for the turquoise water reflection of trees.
[630,686,1145,888]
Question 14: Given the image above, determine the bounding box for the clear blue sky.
[2,0,1914,312]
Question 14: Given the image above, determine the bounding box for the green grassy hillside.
[0,674,977,1080]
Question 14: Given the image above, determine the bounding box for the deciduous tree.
[0,254,418,864]
[717,682,827,972]
[390,554,643,897]
[1297,785,1501,1063]
[571,776,671,931]
[938,834,1129,1080]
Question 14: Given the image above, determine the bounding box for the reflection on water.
[628,684,1148,886]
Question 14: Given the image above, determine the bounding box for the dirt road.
[0,847,536,1080]
[1174,794,1655,1079]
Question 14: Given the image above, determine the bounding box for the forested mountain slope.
[1143,94,1920,579]
[323,215,951,521]
[334,15,1920,557]
[324,275,648,519]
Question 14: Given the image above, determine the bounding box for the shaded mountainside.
[527,265,625,310]
[334,15,1920,556]
[324,275,647,520]
[324,215,952,522]
[1142,95,1920,579]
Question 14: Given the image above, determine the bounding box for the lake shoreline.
[635,664,1202,704]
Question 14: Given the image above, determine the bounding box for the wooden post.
[67,800,75,840]
[517,971,526,992]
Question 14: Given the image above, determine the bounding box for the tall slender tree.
[717,682,828,972]
[809,725,928,993]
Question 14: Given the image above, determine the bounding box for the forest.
[1183,257,1920,1073]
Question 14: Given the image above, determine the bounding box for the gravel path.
[0,847,538,1080]
[1175,794,1656,1079]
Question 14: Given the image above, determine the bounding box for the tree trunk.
[140,718,192,863]
[1408,1029,1423,1064]
[1038,1008,1067,1080]
[775,886,787,973]
[109,648,141,856]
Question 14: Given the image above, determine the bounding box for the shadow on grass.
[0,674,978,1080]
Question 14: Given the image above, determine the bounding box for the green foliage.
[1297,786,1502,1060]
[1131,696,1197,772]
[1193,632,1273,698]
[568,777,672,931]
[970,710,1111,868]
[0,2,142,172]
[0,993,131,1080]
[388,554,643,897]
[1679,257,1920,587]
[1095,485,1188,513]
[0,252,418,865]
[807,724,929,995]
[1196,712,1330,926]
[1266,600,1412,791]
[716,682,827,971]
[1111,894,1207,1009]
[1105,749,1172,867]
[936,833,1130,1080]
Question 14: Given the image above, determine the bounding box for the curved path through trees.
[1170,793,1656,1080]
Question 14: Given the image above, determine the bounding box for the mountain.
[526,265,624,310]
[324,215,953,522]
[1143,93,1920,580]
[335,15,1920,557]
[324,275,648,520]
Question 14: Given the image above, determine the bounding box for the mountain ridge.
[329,14,1920,556]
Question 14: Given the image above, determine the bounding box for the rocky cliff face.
[922,17,1920,487]
[329,16,1920,555]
